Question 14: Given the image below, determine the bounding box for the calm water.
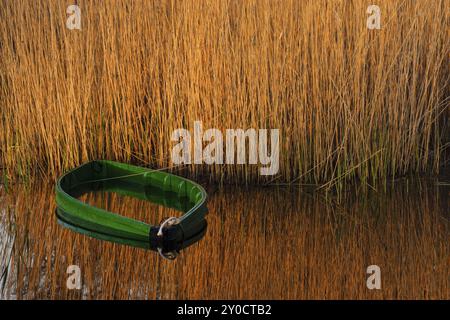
[0,178,448,299]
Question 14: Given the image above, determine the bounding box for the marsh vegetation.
[0,0,448,187]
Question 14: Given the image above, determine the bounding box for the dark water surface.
[0,178,448,299]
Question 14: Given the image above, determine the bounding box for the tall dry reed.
[0,0,448,186]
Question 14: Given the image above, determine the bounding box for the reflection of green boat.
[56,208,207,254]
[55,160,208,257]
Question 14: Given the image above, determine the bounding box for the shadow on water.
[0,178,448,299]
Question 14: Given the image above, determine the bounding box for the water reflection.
[56,209,207,255]
[0,179,448,299]
[64,179,198,214]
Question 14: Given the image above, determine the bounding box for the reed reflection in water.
[0,180,448,299]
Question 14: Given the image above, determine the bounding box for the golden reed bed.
[0,0,448,186]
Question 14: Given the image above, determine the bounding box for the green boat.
[55,160,208,258]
